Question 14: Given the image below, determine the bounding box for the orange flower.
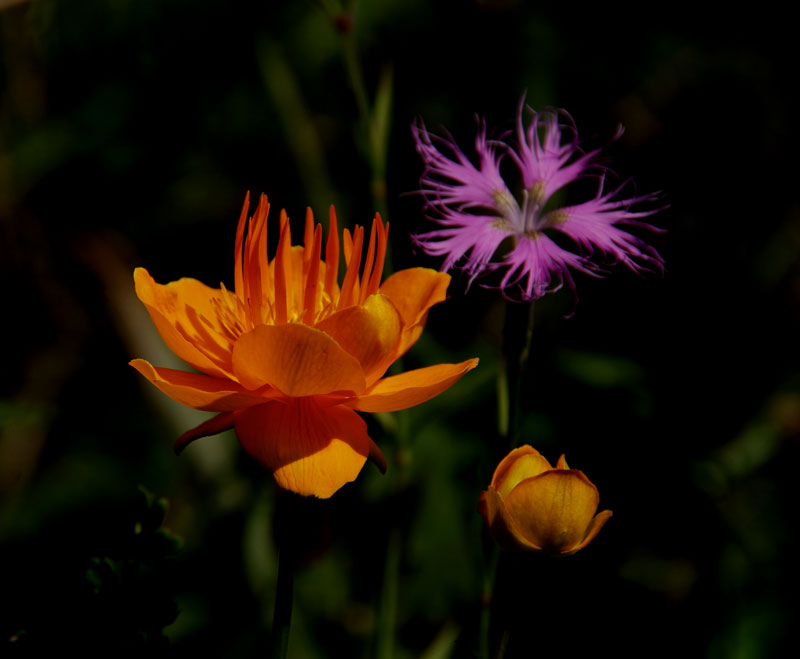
[478,445,612,555]
[131,193,478,498]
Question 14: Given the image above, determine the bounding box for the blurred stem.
[498,300,534,450]
[374,410,411,659]
[371,403,415,659]
[492,629,510,659]
[271,495,297,659]
[322,0,393,270]
[341,21,371,132]
[479,546,499,659]
[485,554,520,659]
[258,39,337,225]
[376,526,401,659]
[339,12,391,217]
[485,300,533,659]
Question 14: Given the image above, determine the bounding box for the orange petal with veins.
[316,293,403,385]
[234,398,371,499]
[130,359,274,411]
[503,470,601,554]
[134,268,233,378]
[572,509,613,553]
[478,486,542,552]
[231,323,366,396]
[491,446,554,499]
[379,268,451,357]
[350,358,479,413]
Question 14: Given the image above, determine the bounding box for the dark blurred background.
[1,1,797,657]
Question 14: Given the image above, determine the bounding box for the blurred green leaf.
[693,421,782,496]
[371,62,393,175]
[556,349,644,389]
[419,621,459,659]
[257,38,338,221]
[81,487,181,652]
[619,552,696,601]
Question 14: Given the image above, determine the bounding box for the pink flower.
[412,104,664,300]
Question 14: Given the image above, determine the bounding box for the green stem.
[271,498,297,659]
[375,526,401,659]
[479,546,499,659]
[486,553,519,659]
[484,300,534,658]
[341,25,371,129]
[332,1,392,230]
[498,300,534,450]
[257,39,337,224]
[491,629,510,659]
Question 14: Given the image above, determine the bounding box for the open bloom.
[412,104,664,300]
[131,193,478,498]
[478,445,612,555]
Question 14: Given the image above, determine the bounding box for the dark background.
[1,1,797,657]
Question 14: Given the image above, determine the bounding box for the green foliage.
[82,488,181,651]
[2,484,181,655]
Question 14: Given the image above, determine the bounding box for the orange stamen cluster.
[175,193,389,377]
[234,192,388,329]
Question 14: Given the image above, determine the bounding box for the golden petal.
[134,268,233,378]
[493,447,554,499]
[379,268,451,357]
[503,470,600,554]
[130,359,273,411]
[349,358,479,413]
[315,293,403,385]
[569,509,613,555]
[234,398,370,498]
[478,486,542,552]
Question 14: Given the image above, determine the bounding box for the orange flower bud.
[478,446,612,555]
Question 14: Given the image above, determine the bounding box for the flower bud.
[478,445,612,555]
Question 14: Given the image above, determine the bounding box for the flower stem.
[322,0,393,241]
[491,629,510,659]
[375,526,401,659]
[340,21,391,218]
[479,545,499,659]
[271,495,297,659]
[485,299,534,658]
[498,299,534,450]
[485,553,520,659]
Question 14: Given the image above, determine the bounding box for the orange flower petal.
[130,359,273,411]
[174,411,236,454]
[379,268,451,357]
[571,509,613,554]
[315,293,403,385]
[503,469,600,554]
[478,486,542,552]
[367,437,387,474]
[350,358,479,413]
[234,398,371,498]
[493,446,554,499]
[231,323,366,396]
[134,268,232,378]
